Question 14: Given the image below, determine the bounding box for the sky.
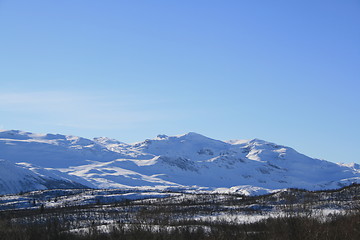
[0,0,359,164]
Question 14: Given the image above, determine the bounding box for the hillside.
[0,130,359,195]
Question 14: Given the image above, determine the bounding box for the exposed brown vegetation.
[0,184,359,240]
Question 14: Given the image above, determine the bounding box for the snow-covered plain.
[0,129,359,195]
[3,185,358,236]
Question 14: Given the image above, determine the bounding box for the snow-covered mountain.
[0,159,89,195]
[0,129,359,195]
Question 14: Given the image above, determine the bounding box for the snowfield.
[0,129,359,195]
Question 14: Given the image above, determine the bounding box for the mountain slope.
[0,130,124,167]
[0,159,89,195]
[0,129,359,195]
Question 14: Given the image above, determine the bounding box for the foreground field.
[0,184,359,239]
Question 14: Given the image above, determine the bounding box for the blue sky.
[0,0,359,164]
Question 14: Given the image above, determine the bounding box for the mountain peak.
[177,132,212,140]
[0,129,33,140]
[156,134,168,140]
[1,129,359,195]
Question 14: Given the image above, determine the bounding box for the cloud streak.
[0,91,176,130]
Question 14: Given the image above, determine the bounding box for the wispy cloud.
[0,90,177,130]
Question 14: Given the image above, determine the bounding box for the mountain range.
[0,130,359,195]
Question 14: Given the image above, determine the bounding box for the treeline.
[0,183,358,239]
[0,211,359,240]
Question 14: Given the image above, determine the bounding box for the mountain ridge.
[0,129,359,195]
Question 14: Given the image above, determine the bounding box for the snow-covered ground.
[0,129,359,195]
[3,184,358,236]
